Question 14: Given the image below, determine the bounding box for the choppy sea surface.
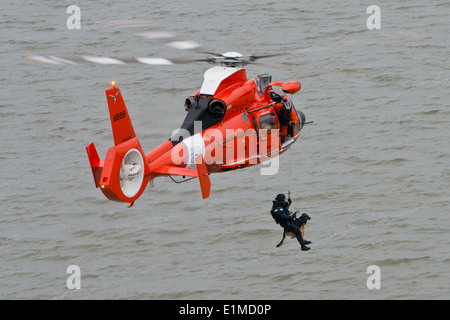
[1,1,449,299]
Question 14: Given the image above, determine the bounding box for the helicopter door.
[256,112,280,158]
[252,116,260,155]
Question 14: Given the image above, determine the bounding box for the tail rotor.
[86,84,150,204]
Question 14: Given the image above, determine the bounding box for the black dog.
[276,213,311,248]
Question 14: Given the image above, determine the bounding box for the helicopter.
[27,49,307,207]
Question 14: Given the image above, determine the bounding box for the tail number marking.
[113,111,126,122]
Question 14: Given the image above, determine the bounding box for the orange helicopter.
[27,51,306,207]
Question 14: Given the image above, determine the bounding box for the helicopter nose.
[298,111,306,128]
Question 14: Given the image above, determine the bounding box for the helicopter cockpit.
[269,86,305,144]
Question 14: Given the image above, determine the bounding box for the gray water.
[1,0,449,299]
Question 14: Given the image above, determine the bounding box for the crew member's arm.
[279,210,294,221]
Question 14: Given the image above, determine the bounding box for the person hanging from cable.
[270,192,311,251]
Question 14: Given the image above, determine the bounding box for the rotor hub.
[220,52,244,67]
[119,148,145,198]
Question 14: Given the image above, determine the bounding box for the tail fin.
[106,86,136,145]
[196,154,211,199]
[86,85,150,204]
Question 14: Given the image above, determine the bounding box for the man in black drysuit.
[271,193,311,251]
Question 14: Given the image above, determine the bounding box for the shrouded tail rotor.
[86,85,150,204]
[120,148,145,198]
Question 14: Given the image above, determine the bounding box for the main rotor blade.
[246,61,292,70]
[166,40,202,51]
[25,55,214,66]
[248,52,287,61]
[135,30,177,40]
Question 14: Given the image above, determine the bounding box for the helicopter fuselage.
[86,65,305,205]
[147,66,304,175]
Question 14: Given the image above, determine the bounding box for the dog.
[276,213,311,248]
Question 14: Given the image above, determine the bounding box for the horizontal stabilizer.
[153,155,211,199]
[153,166,199,177]
[86,142,104,188]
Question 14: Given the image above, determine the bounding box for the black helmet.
[275,194,286,202]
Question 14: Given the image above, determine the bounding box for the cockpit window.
[258,74,272,94]
[259,113,278,130]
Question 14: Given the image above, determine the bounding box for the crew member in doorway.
[272,91,293,143]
